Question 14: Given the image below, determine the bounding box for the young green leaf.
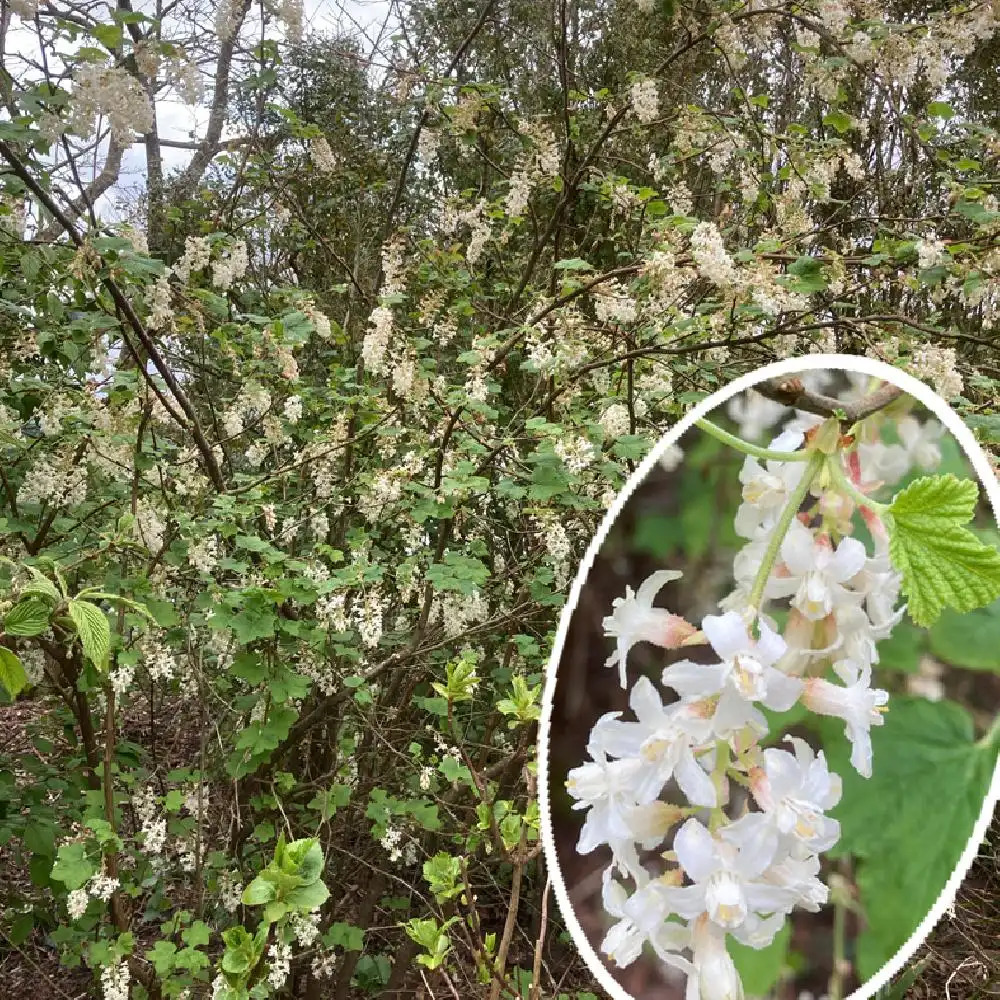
[0,648,28,698]
[4,599,52,637]
[68,600,112,671]
[886,474,1000,627]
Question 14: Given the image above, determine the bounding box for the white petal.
[662,660,727,697]
[702,611,750,661]
[763,747,803,798]
[768,428,805,452]
[744,882,798,915]
[629,674,664,723]
[779,521,816,575]
[662,882,708,920]
[673,817,718,882]
[636,569,683,606]
[722,812,778,876]
[756,619,787,666]
[848,724,874,778]
[675,747,718,808]
[601,867,628,918]
[832,536,868,582]
[761,668,804,712]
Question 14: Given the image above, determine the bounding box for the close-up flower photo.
[542,364,1000,1000]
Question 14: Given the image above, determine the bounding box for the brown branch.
[174,0,253,200]
[755,376,904,423]
[36,138,124,242]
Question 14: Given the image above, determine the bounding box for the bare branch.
[755,376,904,423]
[37,136,124,241]
[174,0,253,200]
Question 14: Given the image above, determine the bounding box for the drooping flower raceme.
[569,395,937,997]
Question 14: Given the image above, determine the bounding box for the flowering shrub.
[0,0,999,996]
[560,374,1000,998]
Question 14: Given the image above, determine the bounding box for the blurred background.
[546,373,1000,1000]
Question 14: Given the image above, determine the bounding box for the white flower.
[760,850,828,912]
[590,676,718,807]
[802,662,888,778]
[662,612,802,737]
[67,888,89,919]
[916,235,948,270]
[857,439,909,487]
[565,751,647,853]
[690,913,745,1000]
[734,430,807,537]
[599,402,631,439]
[602,570,697,687]
[770,522,867,621]
[727,391,786,443]
[629,78,659,124]
[100,961,130,1000]
[601,870,693,970]
[283,395,303,423]
[738,737,842,861]
[267,941,292,989]
[691,222,738,286]
[664,818,798,930]
[311,136,337,172]
[659,443,684,472]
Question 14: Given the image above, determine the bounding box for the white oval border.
[537,352,1000,1000]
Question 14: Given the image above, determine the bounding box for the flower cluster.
[568,394,943,998]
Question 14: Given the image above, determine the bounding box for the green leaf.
[552,258,593,271]
[284,879,330,912]
[822,109,853,133]
[21,567,60,603]
[886,474,1000,626]
[927,101,955,119]
[874,622,925,673]
[730,921,791,995]
[241,876,276,905]
[325,921,365,951]
[287,838,324,883]
[875,959,930,999]
[91,23,124,49]
[964,413,1000,443]
[9,911,34,946]
[50,842,95,890]
[4,599,51,637]
[929,602,1000,671]
[823,698,997,979]
[0,649,28,698]
[146,940,177,977]
[182,920,212,948]
[68,600,111,671]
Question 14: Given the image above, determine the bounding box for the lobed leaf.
[887,474,1000,626]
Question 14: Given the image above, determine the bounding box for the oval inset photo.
[539,356,1000,1000]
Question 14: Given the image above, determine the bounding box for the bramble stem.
[747,450,825,612]
[695,418,813,462]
